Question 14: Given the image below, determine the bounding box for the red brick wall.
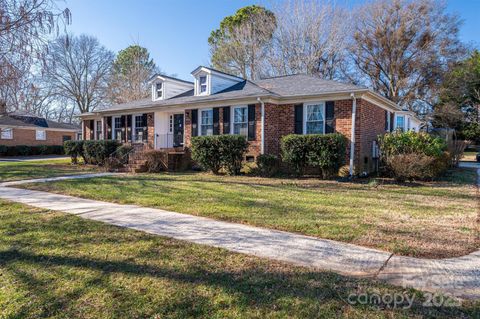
[0,128,75,146]
[83,120,94,140]
[264,103,295,155]
[184,105,262,158]
[147,112,154,149]
[163,98,388,174]
[356,99,387,173]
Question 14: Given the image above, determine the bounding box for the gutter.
[257,97,265,154]
[349,93,357,177]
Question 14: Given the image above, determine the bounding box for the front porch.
[81,110,189,172]
[81,110,186,152]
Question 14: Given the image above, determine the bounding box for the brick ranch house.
[79,66,421,174]
[0,106,79,147]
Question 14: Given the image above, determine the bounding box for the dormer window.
[199,76,207,94]
[156,82,163,99]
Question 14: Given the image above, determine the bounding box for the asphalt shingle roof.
[0,113,79,130]
[94,74,370,113]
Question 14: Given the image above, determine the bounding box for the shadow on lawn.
[0,249,475,318]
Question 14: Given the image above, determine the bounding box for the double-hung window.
[36,130,46,140]
[156,82,163,99]
[233,106,248,136]
[113,117,122,141]
[305,103,325,134]
[200,109,213,136]
[396,116,405,131]
[1,128,12,139]
[199,76,207,94]
[134,115,144,142]
[95,120,102,140]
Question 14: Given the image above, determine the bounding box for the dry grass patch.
[19,167,479,259]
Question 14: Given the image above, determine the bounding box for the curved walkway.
[0,170,478,300]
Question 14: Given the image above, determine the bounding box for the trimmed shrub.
[378,131,446,158]
[191,136,222,174]
[82,140,120,165]
[0,145,7,155]
[64,140,84,164]
[191,135,249,175]
[218,135,249,175]
[281,134,347,177]
[256,154,278,177]
[378,131,448,181]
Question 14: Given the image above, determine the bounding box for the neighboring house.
[0,108,79,146]
[79,66,422,174]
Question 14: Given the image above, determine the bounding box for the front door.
[173,114,184,147]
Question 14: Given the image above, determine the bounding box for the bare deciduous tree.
[42,34,114,114]
[266,0,350,79]
[347,0,465,111]
[0,0,70,110]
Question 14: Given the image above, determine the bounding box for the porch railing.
[155,133,184,149]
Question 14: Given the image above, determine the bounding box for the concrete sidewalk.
[0,172,479,299]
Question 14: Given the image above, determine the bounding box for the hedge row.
[280,134,347,178]
[0,145,64,156]
[191,135,249,175]
[64,140,121,165]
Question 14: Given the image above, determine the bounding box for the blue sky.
[64,0,480,81]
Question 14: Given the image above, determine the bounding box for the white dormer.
[150,75,194,101]
[191,66,243,96]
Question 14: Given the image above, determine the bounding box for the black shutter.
[213,107,220,135]
[120,115,126,142]
[223,106,230,134]
[390,113,395,132]
[294,104,303,134]
[127,115,133,142]
[106,117,112,139]
[325,101,335,133]
[191,109,198,137]
[384,111,389,131]
[89,120,94,140]
[142,114,148,141]
[247,104,256,141]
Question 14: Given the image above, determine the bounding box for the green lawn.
[0,159,99,182]
[1,200,477,318]
[21,168,479,259]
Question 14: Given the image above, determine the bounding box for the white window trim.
[395,115,405,131]
[1,128,13,139]
[35,130,46,141]
[112,116,122,141]
[303,102,326,134]
[132,113,145,143]
[95,120,103,140]
[199,108,213,136]
[197,75,209,96]
[231,105,248,136]
[156,82,163,99]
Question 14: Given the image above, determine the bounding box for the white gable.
[150,75,193,101]
[191,66,243,96]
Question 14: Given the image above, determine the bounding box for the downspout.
[349,93,357,177]
[257,97,265,154]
